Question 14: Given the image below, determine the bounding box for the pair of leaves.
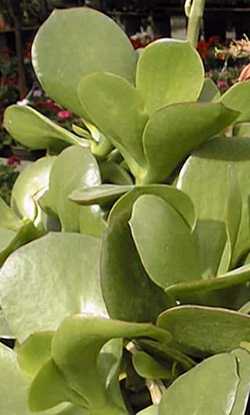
[101,185,196,322]
[78,70,237,183]
[17,315,171,414]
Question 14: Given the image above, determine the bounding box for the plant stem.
[186,0,206,48]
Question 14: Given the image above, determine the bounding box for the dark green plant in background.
[0,5,250,415]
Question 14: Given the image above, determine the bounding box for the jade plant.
[1,6,250,415]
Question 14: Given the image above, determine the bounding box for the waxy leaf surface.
[0,232,105,342]
[129,195,200,290]
[143,102,238,183]
[11,156,56,229]
[158,305,250,357]
[159,353,239,415]
[32,8,137,116]
[136,39,204,114]
[4,105,87,150]
[79,72,148,176]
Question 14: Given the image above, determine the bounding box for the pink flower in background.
[57,110,72,120]
[7,156,21,167]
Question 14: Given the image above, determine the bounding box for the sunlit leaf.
[136,39,204,114]
[0,233,106,342]
[142,102,238,183]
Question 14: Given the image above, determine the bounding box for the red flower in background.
[35,99,61,113]
[197,40,209,59]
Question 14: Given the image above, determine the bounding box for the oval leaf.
[158,305,250,357]
[32,8,137,116]
[142,102,238,183]
[4,105,88,150]
[159,353,239,415]
[129,195,200,290]
[136,39,204,114]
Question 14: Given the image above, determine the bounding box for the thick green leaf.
[32,8,137,117]
[78,72,148,177]
[51,315,171,412]
[199,78,220,102]
[29,359,86,411]
[136,39,204,115]
[137,339,195,371]
[0,195,44,267]
[220,80,250,122]
[11,156,56,229]
[109,185,196,231]
[142,102,238,183]
[0,308,13,338]
[132,351,171,379]
[178,138,250,271]
[4,105,88,150]
[164,264,250,305]
[129,195,200,290]
[157,305,250,357]
[0,219,42,267]
[101,215,168,322]
[159,353,239,415]
[17,331,54,377]
[42,146,105,235]
[70,185,133,207]
[0,232,106,342]
[230,349,250,415]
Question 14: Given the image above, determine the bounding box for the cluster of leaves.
[1,6,250,415]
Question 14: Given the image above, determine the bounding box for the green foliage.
[1,6,250,415]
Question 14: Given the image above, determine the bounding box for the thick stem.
[186,0,206,48]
